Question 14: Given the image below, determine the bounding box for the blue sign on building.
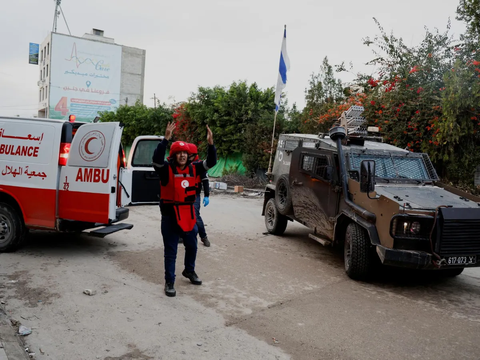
[29,43,39,65]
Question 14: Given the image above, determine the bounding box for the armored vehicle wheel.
[275,174,292,215]
[0,203,26,253]
[344,222,372,280]
[265,198,288,235]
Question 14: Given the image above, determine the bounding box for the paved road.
[0,192,479,359]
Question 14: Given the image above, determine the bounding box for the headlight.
[410,221,421,234]
[403,221,421,235]
[392,216,432,239]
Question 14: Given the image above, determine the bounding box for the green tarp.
[207,153,246,177]
[125,145,246,176]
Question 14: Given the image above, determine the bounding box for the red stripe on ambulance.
[0,185,56,229]
[75,168,110,183]
[58,191,109,224]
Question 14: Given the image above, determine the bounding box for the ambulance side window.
[131,140,161,167]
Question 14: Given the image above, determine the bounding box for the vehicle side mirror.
[360,160,376,193]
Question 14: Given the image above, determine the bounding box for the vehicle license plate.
[446,256,476,266]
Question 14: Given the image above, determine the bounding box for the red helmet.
[188,143,199,161]
[169,141,190,157]
[188,143,198,154]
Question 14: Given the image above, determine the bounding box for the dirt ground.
[1,192,480,360]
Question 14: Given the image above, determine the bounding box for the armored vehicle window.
[302,141,316,149]
[348,153,431,180]
[285,140,299,151]
[301,154,331,181]
[393,158,429,179]
[314,155,330,179]
[302,155,315,171]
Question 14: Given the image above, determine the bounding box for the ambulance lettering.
[75,168,110,183]
[0,144,39,157]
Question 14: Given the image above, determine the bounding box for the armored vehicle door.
[289,147,339,239]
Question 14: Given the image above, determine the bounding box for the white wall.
[120,46,146,106]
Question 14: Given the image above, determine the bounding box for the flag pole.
[267,24,288,176]
[267,110,278,175]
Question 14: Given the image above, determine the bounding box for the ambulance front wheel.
[0,203,26,252]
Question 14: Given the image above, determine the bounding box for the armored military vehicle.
[263,106,480,280]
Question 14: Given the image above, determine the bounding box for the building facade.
[37,29,146,122]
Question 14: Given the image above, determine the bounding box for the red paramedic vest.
[161,163,197,232]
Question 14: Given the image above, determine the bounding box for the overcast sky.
[0,0,466,118]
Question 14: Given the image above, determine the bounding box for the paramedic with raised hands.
[152,122,217,297]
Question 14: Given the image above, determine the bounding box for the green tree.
[284,103,302,133]
[342,17,480,187]
[457,0,480,40]
[185,81,284,173]
[99,100,173,146]
[301,57,344,133]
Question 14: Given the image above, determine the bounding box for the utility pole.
[151,93,157,109]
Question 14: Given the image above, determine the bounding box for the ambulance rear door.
[58,122,123,224]
[121,136,162,206]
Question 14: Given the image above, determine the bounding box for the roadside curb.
[0,308,29,360]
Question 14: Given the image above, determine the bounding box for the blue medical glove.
[203,197,210,207]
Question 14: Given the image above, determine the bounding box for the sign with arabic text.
[49,33,122,122]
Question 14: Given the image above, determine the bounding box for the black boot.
[201,236,210,247]
[165,282,176,297]
[182,270,202,285]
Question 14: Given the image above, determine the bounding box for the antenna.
[52,0,72,35]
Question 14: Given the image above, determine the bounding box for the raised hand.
[206,125,213,145]
[165,122,176,141]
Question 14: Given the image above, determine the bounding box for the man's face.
[175,151,188,166]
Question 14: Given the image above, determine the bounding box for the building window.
[40,49,43,62]
[46,65,48,77]
[45,86,48,100]
[39,90,41,102]
[39,69,42,80]
[47,43,49,56]
[40,89,43,101]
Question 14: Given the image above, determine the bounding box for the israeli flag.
[274,27,290,112]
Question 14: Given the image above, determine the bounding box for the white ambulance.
[0,115,133,252]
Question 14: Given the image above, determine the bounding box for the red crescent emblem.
[85,137,97,155]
